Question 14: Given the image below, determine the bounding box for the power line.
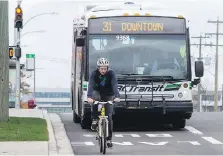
[191,34,210,112]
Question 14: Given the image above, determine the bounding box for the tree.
[20,70,31,95]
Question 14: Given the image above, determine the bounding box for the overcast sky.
[7,0,223,91]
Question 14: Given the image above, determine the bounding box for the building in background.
[27,88,72,113]
[192,89,223,112]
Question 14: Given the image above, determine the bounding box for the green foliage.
[0,117,49,141]
[20,71,31,95]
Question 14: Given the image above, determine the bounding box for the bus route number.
[116,35,130,41]
[103,22,112,32]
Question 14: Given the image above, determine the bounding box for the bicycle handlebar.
[93,100,114,105]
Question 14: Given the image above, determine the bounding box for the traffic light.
[14,5,23,29]
[9,48,14,59]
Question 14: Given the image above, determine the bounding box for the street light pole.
[14,3,23,109]
[22,12,58,29]
[21,30,46,38]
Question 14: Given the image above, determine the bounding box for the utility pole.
[191,34,210,112]
[0,1,9,121]
[206,16,223,112]
[14,3,23,109]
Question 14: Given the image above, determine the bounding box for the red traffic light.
[16,15,22,20]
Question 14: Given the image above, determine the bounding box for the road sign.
[26,53,35,71]
[26,54,35,58]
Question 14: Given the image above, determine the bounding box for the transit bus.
[70,2,204,129]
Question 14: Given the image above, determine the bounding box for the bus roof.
[73,2,189,28]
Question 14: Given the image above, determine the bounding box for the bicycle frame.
[94,101,113,138]
[93,100,114,154]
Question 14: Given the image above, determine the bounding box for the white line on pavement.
[177,141,201,145]
[115,134,141,137]
[112,142,133,145]
[83,134,95,137]
[139,142,168,145]
[202,137,223,144]
[71,142,95,146]
[185,126,203,135]
[145,134,173,137]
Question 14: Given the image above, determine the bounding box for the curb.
[42,110,58,155]
[49,113,74,155]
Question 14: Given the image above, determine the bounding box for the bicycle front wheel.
[101,119,107,154]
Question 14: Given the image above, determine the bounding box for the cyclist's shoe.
[107,140,113,148]
[91,119,97,131]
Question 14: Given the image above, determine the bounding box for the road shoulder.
[49,113,74,155]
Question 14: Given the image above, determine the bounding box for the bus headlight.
[178,92,183,98]
[178,91,188,99]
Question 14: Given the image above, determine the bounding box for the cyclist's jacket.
[87,69,120,98]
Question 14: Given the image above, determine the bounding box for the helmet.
[97,58,109,66]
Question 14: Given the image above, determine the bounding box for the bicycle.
[93,100,114,154]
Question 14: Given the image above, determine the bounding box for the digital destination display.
[88,16,186,34]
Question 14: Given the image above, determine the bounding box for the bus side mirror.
[76,38,85,46]
[195,60,204,77]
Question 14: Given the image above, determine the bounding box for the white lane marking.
[145,134,172,137]
[115,134,141,137]
[85,142,95,146]
[185,126,203,135]
[112,142,133,145]
[71,141,95,146]
[202,137,223,144]
[177,141,201,145]
[139,142,168,145]
[70,140,208,146]
[83,134,95,137]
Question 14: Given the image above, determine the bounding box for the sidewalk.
[0,108,74,155]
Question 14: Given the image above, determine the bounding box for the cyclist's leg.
[103,95,114,147]
[91,90,101,131]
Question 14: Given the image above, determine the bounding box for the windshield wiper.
[118,74,185,81]
[151,76,174,80]
[120,73,140,76]
[150,76,186,84]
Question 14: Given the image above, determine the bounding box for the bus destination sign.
[88,16,186,34]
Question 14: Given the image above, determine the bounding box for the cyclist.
[87,57,120,148]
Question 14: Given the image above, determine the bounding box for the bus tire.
[73,111,80,123]
[81,115,90,129]
[172,119,186,129]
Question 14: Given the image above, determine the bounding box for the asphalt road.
[59,112,223,155]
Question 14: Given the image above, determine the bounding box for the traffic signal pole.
[14,5,23,109]
[15,29,21,109]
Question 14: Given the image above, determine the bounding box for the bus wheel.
[73,111,80,123]
[172,119,186,129]
[81,116,90,129]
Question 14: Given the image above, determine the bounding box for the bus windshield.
[88,34,188,79]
